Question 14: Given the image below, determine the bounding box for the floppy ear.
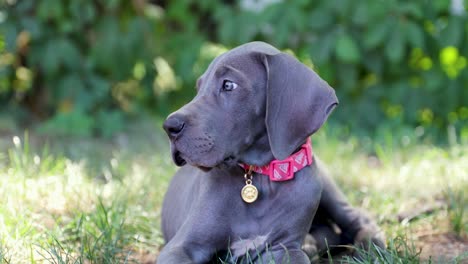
[264,52,338,160]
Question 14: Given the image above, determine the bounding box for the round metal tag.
[241,184,258,203]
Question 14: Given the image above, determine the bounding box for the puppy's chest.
[225,173,318,259]
[229,170,318,226]
[203,167,319,227]
[252,169,317,207]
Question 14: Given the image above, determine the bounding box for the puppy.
[159,42,384,263]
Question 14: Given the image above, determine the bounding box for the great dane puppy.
[159,42,384,263]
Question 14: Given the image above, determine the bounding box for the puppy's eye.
[222,80,238,91]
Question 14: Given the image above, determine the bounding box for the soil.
[417,232,468,263]
[411,214,468,263]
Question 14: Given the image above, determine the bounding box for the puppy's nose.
[163,114,186,138]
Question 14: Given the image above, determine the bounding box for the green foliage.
[1,0,158,136]
[1,0,467,140]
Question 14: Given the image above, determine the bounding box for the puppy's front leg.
[157,232,215,264]
[157,245,200,264]
[157,219,226,264]
[157,243,211,264]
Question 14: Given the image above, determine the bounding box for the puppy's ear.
[264,53,338,160]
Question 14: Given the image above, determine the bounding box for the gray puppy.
[159,42,384,264]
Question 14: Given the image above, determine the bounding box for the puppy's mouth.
[172,150,187,166]
[171,146,235,171]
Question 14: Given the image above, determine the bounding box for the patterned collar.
[239,138,313,181]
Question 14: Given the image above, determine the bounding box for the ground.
[0,121,466,263]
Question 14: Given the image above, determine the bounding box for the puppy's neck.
[238,134,275,166]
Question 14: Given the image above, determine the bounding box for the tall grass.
[445,187,468,237]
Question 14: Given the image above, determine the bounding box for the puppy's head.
[163,42,338,170]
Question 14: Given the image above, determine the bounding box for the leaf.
[315,62,335,83]
[309,31,336,64]
[216,7,236,44]
[424,70,445,91]
[329,0,351,17]
[352,3,369,26]
[3,22,17,52]
[337,63,358,90]
[90,16,120,72]
[37,0,64,20]
[364,19,391,49]
[433,0,450,12]
[88,74,110,101]
[366,1,392,21]
[58,38,81,70]
[406,21,425,48]
[70,1,96,24]
[385,28,405,63]
[42,40,61,75]
[335,33,360,63]
[309,9,333,30]
[362,52,384,76]
[399,2,423,18]
[237,11,260,44]
[55,74,84,102]
[15,1,35,13]
[439,17,464,47]
[20,18,43,39]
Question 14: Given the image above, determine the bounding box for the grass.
[0,123,467,263]
[445,187,467,237]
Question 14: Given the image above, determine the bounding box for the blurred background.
[1,0,467,145]
[0,0,467,263]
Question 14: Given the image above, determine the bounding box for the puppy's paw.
[302,234,319,262]
[352,225,386,260]
[354,225,385,248]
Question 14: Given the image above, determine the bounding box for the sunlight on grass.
[0,129,467,263]
[312,129,468,263]
[0,132,174,263]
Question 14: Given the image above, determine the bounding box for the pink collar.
[239,138,313,181]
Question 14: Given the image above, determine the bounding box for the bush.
[1,0,467,141]
[1,0,158,136]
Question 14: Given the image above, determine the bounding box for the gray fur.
[159,42,384,264]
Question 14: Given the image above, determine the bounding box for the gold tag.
[241,182,258,203]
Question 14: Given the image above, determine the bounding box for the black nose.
[163,114,186,138]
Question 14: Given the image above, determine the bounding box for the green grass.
[0,125,467,263]
[445,187,467,237]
